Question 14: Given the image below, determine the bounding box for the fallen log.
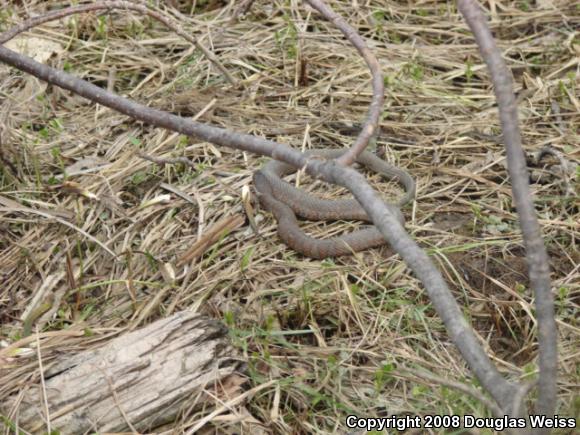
[1,312,244,433]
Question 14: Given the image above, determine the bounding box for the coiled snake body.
[253,149,415,259]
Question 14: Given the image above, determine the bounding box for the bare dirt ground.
[0,0,578,433]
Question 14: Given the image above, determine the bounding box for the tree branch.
[304,0,384,166]
[458,0,557,419]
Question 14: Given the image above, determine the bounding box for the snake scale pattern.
[254,149,416,259]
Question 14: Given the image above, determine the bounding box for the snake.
[253,149,416,259]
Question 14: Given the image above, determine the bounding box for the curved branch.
[458,0,557,419]
[304,0,384,167]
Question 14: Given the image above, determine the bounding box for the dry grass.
[0,0,578,433]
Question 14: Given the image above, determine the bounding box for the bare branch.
[458,0,557,418]
[304,0,384,166]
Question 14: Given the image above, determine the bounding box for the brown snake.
[253,149,416,259]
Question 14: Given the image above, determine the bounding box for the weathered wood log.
[2,312,244,434]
